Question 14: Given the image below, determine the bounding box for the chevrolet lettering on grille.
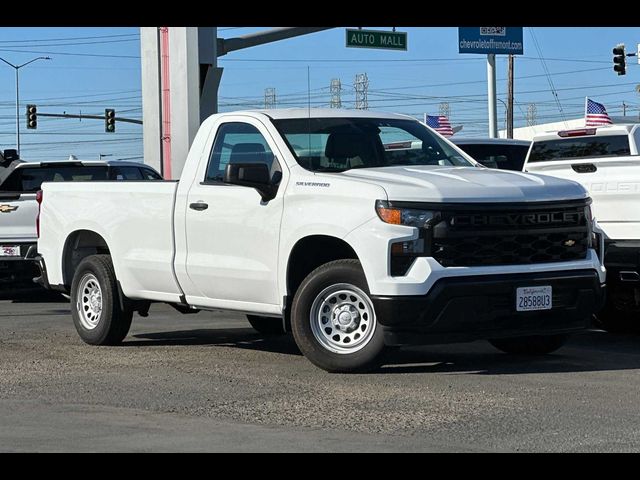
[451,211,583,227]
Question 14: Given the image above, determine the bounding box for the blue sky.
[0,26,638,160]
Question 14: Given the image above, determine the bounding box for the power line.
[0,33,139,44]
[0,48,140,59]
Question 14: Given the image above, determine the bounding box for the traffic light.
[105,108,116,133]
[26,104,37,129]
[613,44,626,75]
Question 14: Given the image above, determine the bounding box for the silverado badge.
[0,205,18,213]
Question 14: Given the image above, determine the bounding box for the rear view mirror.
[223,163,278,202]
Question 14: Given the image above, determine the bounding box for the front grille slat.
[430,203,590,268]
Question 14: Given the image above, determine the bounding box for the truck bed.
[38,181,183,302]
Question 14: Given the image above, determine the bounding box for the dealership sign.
[458,27,523,55]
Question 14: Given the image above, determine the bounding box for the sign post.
[346,29,407,51]
[458,27,524,138]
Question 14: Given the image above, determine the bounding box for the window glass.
[111,166,144,180]
[455,144,530,171]
[206,122,275,182]
[140,168,162,180]
[272,117,472,172]
[529,135,631,162]
[0,166,108,192]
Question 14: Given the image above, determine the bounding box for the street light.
[0,56,51,156]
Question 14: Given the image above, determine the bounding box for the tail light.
[36,190,43,238]
[558,128,596,138]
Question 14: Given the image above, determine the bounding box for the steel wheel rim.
[310,283,377,354]
[77,273,103,330]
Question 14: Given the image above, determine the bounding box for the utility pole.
[487,54,498,138]
[507,54,514,139]
[355,73,369,110]
[623,101,627,116]
[526,103,537,126]
[439,102,450,118]
[330,78,342,108]
[264,88,276,109]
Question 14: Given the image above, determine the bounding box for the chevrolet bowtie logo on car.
[564,239,576,247]
[0,205,18,213]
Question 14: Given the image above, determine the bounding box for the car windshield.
[272,117,473,172]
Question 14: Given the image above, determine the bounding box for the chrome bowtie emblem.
[564,239,576,247]
[0,205,18,213]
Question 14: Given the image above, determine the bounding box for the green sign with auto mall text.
[346,29,407,51]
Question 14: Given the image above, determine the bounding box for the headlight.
[375,200,440,277]
[375,200,440,228]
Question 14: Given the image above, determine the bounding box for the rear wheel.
[291,259,385,373]
[246,315,286,335]
[70,254,133,345]
[489,334,569,355]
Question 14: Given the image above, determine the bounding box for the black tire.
[246,315,286,335]
[594,293,639,333]
[291,259,385,373]
[70,254,133,345]
[489,334,569,355]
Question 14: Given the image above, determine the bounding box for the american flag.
[585,98,613,127]
[425,115,454,137]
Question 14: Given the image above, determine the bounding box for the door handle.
[189,202,209,211]
[571,163,597,173]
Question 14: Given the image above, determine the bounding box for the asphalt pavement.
[1,289,640,452]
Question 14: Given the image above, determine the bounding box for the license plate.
[516,286,552,312]
[0,246,20,257]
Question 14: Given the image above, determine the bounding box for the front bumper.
[372,269,604,346]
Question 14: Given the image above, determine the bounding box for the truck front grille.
[429,201,591,268]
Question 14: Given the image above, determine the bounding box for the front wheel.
[489,334,569,355]
[291,259,385,373]
[70,254,133,345]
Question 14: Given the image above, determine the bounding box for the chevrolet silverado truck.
[0,160,162,290]
[524,125,640,331]
[36,109,605,372]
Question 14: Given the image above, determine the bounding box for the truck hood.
[340,165,588,203]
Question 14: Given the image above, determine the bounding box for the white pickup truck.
[524,125,640,331]
[0,160,162,290]
[36,109,605,372]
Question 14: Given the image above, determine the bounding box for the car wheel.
[70,254,133,345]
[291,259,385,373]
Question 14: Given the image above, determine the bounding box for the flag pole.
[584,96,588,127]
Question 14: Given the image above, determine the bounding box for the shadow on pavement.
[129,328,303,356]
[0,287,68,303]
[129,327,640,375]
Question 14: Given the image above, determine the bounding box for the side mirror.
[224,162,279,202]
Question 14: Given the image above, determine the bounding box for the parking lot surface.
[1,290,640,452]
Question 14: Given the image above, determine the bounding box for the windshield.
[272,117,474,172]
[529,135,631,163]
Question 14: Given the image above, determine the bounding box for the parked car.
[452,138,531,171]
[523,125,640,331]
[0,160,162,290]
[36,109,604,372]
